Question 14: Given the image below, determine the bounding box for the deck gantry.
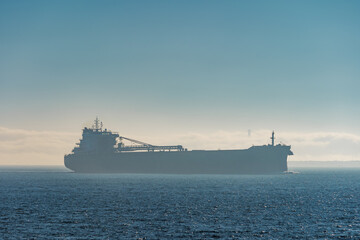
[118,136,184,152]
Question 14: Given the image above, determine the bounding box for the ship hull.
[64,146,291,174]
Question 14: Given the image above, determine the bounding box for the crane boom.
[118,136,184,152]
[119,136,153,146]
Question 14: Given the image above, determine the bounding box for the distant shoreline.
[288,161,360,168]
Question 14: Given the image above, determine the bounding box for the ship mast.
[94,117,100,131]
[271,131,275,146]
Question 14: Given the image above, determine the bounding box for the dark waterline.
[1,167,360,239]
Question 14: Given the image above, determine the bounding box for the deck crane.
[118,136,184,152]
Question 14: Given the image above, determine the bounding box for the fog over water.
[1,126,360,165]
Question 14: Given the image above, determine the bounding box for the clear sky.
[1,0,360,165]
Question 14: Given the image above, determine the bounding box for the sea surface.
[1,166,360,239]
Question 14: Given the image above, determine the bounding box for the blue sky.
[0,1,360,164]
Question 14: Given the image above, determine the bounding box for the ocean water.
[1,167,360,239]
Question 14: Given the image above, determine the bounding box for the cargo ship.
[64,118,293,174]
